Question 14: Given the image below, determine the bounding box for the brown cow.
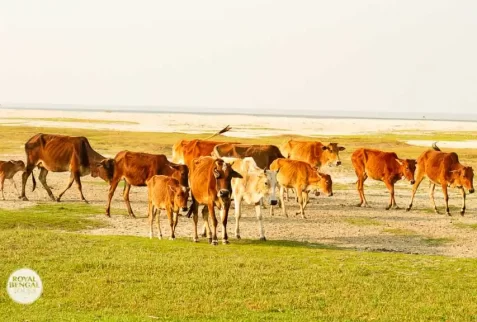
[0,160,25,200]
[97,151,189,218]
[146,175,189,240]
[212,144,284,169]
[270,158,333,219]
[21,133,108,202]
[177,139,239,168]
[171,125,234,164]
[281,139,345,168]
[186,156,242,245]
[351,148,416,210]
[406,142,474,216]
[280,140,345,201]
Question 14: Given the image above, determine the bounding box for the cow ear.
[231,170,243,179]
[169,185,176,193]
[395,159,403,165]
[213,168,221,178]
[339,146,345,151]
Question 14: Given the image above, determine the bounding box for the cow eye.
[265,182,269,185]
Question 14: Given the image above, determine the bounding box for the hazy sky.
[1,1,476,114]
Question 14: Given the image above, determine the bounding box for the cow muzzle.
[181,207,188,212]
[328,192,333,197]
[218,189,230,198]
[336,161,342,166]
[270,199,278,206]
[410,180,415,185]
[470,188,475,194]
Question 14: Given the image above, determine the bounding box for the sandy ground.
[3,108,477,141]
[2,158,477,258]
[2,109,477,258]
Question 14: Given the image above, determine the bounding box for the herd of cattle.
[0,130,474,245]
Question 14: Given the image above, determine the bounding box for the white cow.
[221,157,278,241]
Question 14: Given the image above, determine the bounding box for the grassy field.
[1,203,477,321]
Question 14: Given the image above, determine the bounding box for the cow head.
[93,158,115,182]
[320,143,345,167]
[169,163,190,188]
[255,168,279,206]
[395,159,416,185]
[316,172,333,197]
[170,184,190,213]
[213,159,242,200]
[9,160,26,173]
[451,166,474,193]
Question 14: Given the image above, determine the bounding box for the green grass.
[0,203,108,231]
[382,228,418,236]
[2,231,477,321]
[421,237,455,246]
[453,222,477,230]
[5,117,139,125]
[344,217,382,226]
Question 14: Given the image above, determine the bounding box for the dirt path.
[2,153,477,258]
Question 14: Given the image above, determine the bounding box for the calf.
[146,175,189,240]
[270,158,333,219]
[221,157,278,241]
[186,156,242,245]
[351,148,416,209]
[406,142,474,216]
[97,151,189,218]
[0,160,25,200]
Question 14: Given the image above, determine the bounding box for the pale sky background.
[1,0,476,114]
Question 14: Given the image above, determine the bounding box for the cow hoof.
[105,213,111,218]
[193,238,199,243]
[405,207,411,212]
[169,237,175,241]
[259,237,267,241]
[201,233,207,238]
[55,197,61,202]
[394,206,400,210]
[212,240,218,246]
[446,212,451,217]
[236,235,241,240]
[83,199,89,204]
[385,206,391,210]
[223,240,230,245]
[158,235,163,240]
[208,238,212,244]
[20,196,28,201]
[356,203,362,207]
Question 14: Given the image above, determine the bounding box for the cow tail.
[186,195,197,218]
[432,142,441,151]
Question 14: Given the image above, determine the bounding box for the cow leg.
[0,175,5,200]
[442,184,451,216]
[105,179,120,217]
[295,188,306,219]
[221,201,231,244]
[234,197,242,239]
[73,171,88,203]
[155,208,162,239]
[279,186,288,217]
[201,206,211,243]
[122,183,136,218]
[166,207,175,240]
[208,203,219,245]
[254,201,266,241]
[56,173,75,202]
[406,171,425,212]
[38,168,56,201]
[172,211,179,239]
[429,183,439,214]
[10,178,20,196]
[260,197,267,209]
[201,206,210,238]
[191,203,199,242]
[148,202,155,239]
[356,175,369,207]
[21,165,35,201]
[384,180,396,210]
[459,187,466,216]
[302,191,310,209]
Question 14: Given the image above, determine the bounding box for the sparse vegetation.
[344,217,382,226]
[421,237,455,246]
[382,228,418,236]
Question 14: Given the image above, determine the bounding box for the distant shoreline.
[2,106,477,123]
